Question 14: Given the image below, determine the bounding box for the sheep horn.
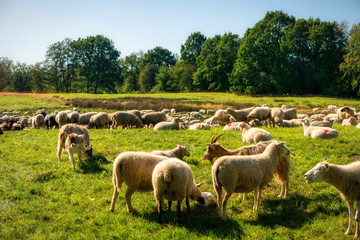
[213,134,224,143]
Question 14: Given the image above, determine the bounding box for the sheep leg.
[242,193,248,202]
[221,191,232,221]
[214,184,223,218]
[57,143,64,162]
[253,189,258,210]
[125,188,136,213]
[345,201,354,235]
[110,186,119,212]
[67,151,75,170]
[355,221,359,239]
[186,197,190,215]
[176,200,181,224]
[168,201,172,213]
[157,199,163,223]
[255,188,263,211]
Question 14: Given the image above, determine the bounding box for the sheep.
[225,108,254,122]
[237,122,273,144]
[337,106,356,121]
[189,111,204,119]
[153,118,182,131]
[204,116,218,125]
[19,117,30,127]
[189,120,202,125]
[67,111,80,124]
[282,119,303,127]
[110,111,144,129]
[152,158,206,223]
[141,112,167,126]
[151,145,190,160]
[64,133,92,170]
[357,123,360,129]
[270,108,284,127]
[283,108,297,120]
[79,112,97,125]
[57,124,92,165]
[199,109,206,115]
[212,141,291,220]
[305,159,360,238]
[309,120,333,128]
[310,114,326,121]
[207,109,215,115]
[45,114,59,129]
[31,114,45,129]
[223,122,242,131]
[247,107,271,125]
[203,135,294,198]
[87,112,110,129]
[249,119,263,127]
[55,111,69,128]
[213,110,230,125]
[110,152,170,213]
[328,105,339,112]
[342,117,358,126]
[189,122,211,130]
[302,122,338,139]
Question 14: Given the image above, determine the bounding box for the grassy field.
[1,92,360,239]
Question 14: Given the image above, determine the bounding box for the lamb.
[79,112,97,125]
[342,117,358,126]
[141,112,167,126]
[152,158,206,223]
[225,108,253,122]
[270,108,284,127]
[153,118,182,131]
[31,114,45,129]
[212,141,291,220]
[237,122,273,144]
[189,122,211,130]
[67,111,80,124]
[283,108,297,120]
[110,152,170,213]
[64,133,92,170]
[203,135,294,198]
[302,122,338,139]
[213,110,230,125]
[305,159,360,238]
[55,111,69,128]
[151,145,190,160]
[57,124,92,165]
[247,107,271,125]
[110,111,144,129]
[87,112,110,129]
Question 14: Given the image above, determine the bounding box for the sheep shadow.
[140,203,245,239]
[78,153,111,174]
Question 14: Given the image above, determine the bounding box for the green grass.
[1,93,360,239]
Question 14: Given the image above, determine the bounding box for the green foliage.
[180,31,207,65]
[120,52,143,93]
[139,64,158,93]
[0,57,13,91]
[10,63,32,92]
[141,46,177,68]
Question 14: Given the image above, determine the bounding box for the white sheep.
[213,110,230,125]
[328,105,339,112]
[270,108,284,127]
[237,122,273,144]
[247,107,271,125]
[151,145,190,160]
[212,141,291,220]
[337,106,356,121]
[31,114,45,129]
[87,112,110,129]
[225,108,254,122]
[283,108,297,120]
[222,122,242,131]
[110,111,144,129]
[305,159,360,238]
[67,111,80,124]
[282,119,303,127]
[55,111,69,128]
[79,112,97,125]
[302,122,338,139]
[64,133,92,170]
[109,152,169,213]
[152,158,206,223]
[153,118,182,131]
[189,122,211,130]
[342,117,358,126]
[357,123,360,129]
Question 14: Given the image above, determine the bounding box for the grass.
[1,92,360,239]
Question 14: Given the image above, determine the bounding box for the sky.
[1,0,360,65]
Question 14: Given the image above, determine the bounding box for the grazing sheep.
[225,108,253,122]
[141,112,167,126]
[270,108,284,127]
[189,122,211,130]
[305,159,360,238]
[87,112,110,129]
[127,110,142,119]
[212,141,291,220]
[19,117,30,127]
[213,110,230,125]
[57,124,92,164]
[67,111,80,124]
[31,114,45,129]
[203,135,294,198]
[151,145,190,160]
[110,152,170,213]
[283,108,297,120]
[302,122,338,139]
[152,158,205,223]
[45,114,59,129]
[237,122,273,144]
[342,117,357,126]
[79,112,97,125]
[247,107,271,125]
[110,111,144,129]
[153,118,182,131]
[55,111,69,128]
[64,133,92,170]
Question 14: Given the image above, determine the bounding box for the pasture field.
[1,93,360,239]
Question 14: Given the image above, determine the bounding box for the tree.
[30,62,49,92]
[340,23,360,96]
[10,63,32,92]
[179,64,196,90]
[138,64,157,93]
[0,57,13,91]
[120,52,143,92]
[180,32,207,65]
[141,46,177,68]
[153,66,172,92]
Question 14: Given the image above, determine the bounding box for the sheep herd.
[1,104,360,238]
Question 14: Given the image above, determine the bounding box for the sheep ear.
[196,182,204,187]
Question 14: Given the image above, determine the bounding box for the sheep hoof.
[345,230,351,235]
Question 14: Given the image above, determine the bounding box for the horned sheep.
[305,159,360,238]
[237,122,273,144]
[212,141,291,220]
[151,145,190,160]
[152,158,207,223]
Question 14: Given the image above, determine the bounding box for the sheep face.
[177,145,190,157]
[356,202,360,222]
[190,182,205,205]
[305,160,329,183]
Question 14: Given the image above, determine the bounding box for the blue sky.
[1,0,359,65]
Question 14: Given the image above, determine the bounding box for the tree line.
[0,11,359,97]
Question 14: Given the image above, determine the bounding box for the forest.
[0,11,359,97]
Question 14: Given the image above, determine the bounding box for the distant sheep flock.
[1,103,360,237]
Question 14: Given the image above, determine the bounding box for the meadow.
[1,92,360,239]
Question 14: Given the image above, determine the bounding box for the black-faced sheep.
[305,159,360,238]
[110,111,144,129]
[151,145,190,160]
[152,158,206,223]
[212,141,291,220]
